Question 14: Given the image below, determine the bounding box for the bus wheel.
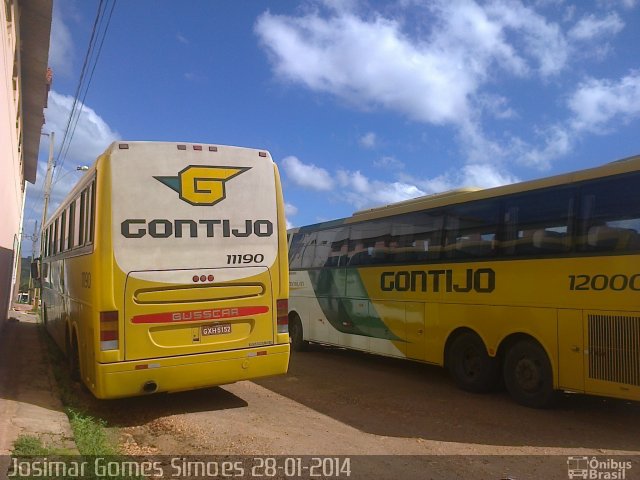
[447,331,498,393]
[503,340,556,408]
[289,315,307,352]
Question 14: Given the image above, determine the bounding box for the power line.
[53,0,117,184]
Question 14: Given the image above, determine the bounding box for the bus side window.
[88,181,96,243]
[79,190,86,245]
[60,210,67,253]
[288,233,306,269]
[347,221,391,266]
[502,186,574,256]
[444,200,499,259]
[67,203,75,250]
[578,173,640,252]
[53,217,59,255]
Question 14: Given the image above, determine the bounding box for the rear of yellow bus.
[92,142,289,399]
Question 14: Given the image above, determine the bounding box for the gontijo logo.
[154,165,250,206]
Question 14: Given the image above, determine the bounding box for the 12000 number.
[569,274,640,291]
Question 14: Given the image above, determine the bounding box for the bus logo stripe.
[132,306,269,324]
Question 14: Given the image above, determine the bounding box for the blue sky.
[22,0,640,254]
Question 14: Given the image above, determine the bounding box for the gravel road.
[71,344,640,480]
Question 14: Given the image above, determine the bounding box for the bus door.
[557,309,584,392]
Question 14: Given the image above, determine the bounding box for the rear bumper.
[93,344,290,399]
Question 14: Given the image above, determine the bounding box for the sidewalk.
[0,307,77,467]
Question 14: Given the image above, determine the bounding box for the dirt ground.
[66,343,640,480]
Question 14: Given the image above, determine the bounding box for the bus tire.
[503,339,557,408]
[447,331,499,393]
[289,314,307,352]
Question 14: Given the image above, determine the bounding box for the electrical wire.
[53,0,117,185]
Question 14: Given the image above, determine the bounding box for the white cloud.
[255,1,572,167]
[569,71,640,133]
[280,149,520,212]
[49,3,75,76]
[285,203,298,229]
[45,91,120,168]
[373,155,405,170]
[24,91,119,229]
[459,163,519,188]
[518,126,572,169]
[285,202,298,216]
[336,169,425,208]
[281,156,334,190]
[359,132,377,148]
[568,12,624,41]
[407,162,519,194]
[177,33,189,44]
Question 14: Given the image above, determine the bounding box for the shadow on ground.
[256,344,640,451]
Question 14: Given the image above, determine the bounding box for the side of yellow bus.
[288,155,640,407]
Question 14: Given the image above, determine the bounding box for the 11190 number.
[227,253,264,265]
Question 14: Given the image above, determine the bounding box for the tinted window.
[444,200,500,259]
[60,211,67,252]
[578,173,640,252]
[289,227,349,268]
[67,204,75,250]
[53,218,59,255]
[502,187,574,255]
[347,220,392,266]
[79,190,86,245]
[87,182,96,244]
[386,211,444,264]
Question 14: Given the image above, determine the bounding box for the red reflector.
[277,299,288,317]
[200,275,206,282]
[276,299,288,333]
[177,145,187,150]
[257,351,267,356]
[100,331,118,341]
[209,146,218,152]
[99,311,119,350]
[135,365,149,370]
[207,274,214,282]
[193,275,199,282]
[259,151,267,157]
[193,145,202,151]
[100,311,118,323]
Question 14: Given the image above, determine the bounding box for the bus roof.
[293,153,640,232]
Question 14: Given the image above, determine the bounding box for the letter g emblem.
[155,165,250,206]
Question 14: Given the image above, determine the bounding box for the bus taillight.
[276,299,288,334]
[99,311,119,351]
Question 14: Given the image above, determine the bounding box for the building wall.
[0,0,25,329]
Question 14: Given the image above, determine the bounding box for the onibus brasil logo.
[567,456,632,479]
[154,165,250,206]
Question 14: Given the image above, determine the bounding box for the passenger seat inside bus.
[587,225,640,251]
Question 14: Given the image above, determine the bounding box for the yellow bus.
[40,141,290,399]
[287,155,640,408]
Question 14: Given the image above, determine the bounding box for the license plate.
[202,324,232,336]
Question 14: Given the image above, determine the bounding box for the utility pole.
[41,131,55,235]
[27,220,38,304]
[34,131,55,310]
